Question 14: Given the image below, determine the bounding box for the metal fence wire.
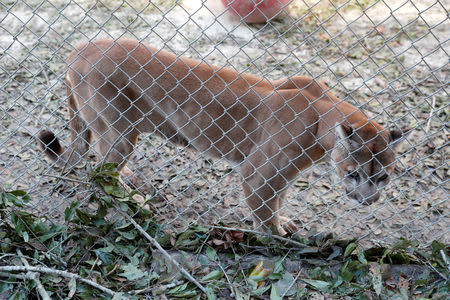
[0,0,448,246]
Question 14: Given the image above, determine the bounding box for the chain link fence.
[0,0,448,247]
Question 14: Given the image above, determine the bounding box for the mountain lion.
[39,39,409,235]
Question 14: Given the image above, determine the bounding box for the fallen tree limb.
[0,265,122,298]
[17,249,51,300]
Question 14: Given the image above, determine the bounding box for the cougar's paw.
[120,165,133,177]
[131,193,145,204]
[279,216,298,234]
[131,193,153,212]
[120,166,138,188]
[276,226,288,237]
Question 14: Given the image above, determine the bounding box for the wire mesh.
[0,0,448,246]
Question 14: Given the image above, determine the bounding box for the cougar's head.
[331,122,410,205]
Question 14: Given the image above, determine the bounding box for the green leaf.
[273,258,284,274]
[431,240,445,258]
[175,229,197,247]
[119,264,146,281]
[201,269,223,281]
[65,200,79,221]
[118,230,137,240]
[392,238,416,250]
[119,202,129,212]
[38,231,61,243]
[248,261,270,283]
[96,204,108,219]
[327,246,342,261]
[370,265,382,296]
[205,286,216,300]
[344,242,357,256]
[96,250,115,265]
[68,277,76,298]
[0,190,29,208]
[22,231,29,242]
[10,190,30,202]
[341,268,354,282]
[270,284,282,300]
[168,282,188,294]
[356,247,368,264]
[96,244,115,253]
[103,185,127,198]
[75,209,92,224]
[273,272,296,296]
[253,285,271,295]
[302,279,331,292]
[332,275,343,288]
[112,293,123,300]
[205,246,218,261]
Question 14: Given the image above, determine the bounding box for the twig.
[217,254,236,298]
[42,174,88,184]
[281,268,303,298]
[113,202,207,294]
[45,148,78,204]
[206,225,308,248]
[17,249,51,300]
[130,280,184,295]
[440,249,449,274]
[0,265,123,298]
[230,243,250,287]
[425,95,436,133]
[90,175,206,293]
[0,271,27,280]
[60,147,76,176]
[195,233,211,263]
[89,256,100,274]
[418,256,448,281]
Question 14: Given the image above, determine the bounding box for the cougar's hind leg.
[92,127,148,202]
[93,127,139,172]
[38,92,92,169]
[62,92,92,169]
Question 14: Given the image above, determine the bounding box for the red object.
[221,0,291,24]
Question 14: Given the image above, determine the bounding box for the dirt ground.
[0,0,448,247]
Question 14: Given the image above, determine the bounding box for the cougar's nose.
[345,187,362,202]
[359,188,380,205]
[346,186,380,205]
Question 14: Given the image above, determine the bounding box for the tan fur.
[39,39,408,235]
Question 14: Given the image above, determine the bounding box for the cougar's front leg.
[240,157,290,236]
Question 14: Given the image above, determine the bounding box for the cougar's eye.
[348,171,359,180]
[377,173,388,182]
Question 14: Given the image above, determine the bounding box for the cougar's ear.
[389,128,412,149]
[336,123,353,139]
[335,123,360,150]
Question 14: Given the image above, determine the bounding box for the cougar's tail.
[38,124,90,169]
[38,130,64,161]
[38,120,91,169]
